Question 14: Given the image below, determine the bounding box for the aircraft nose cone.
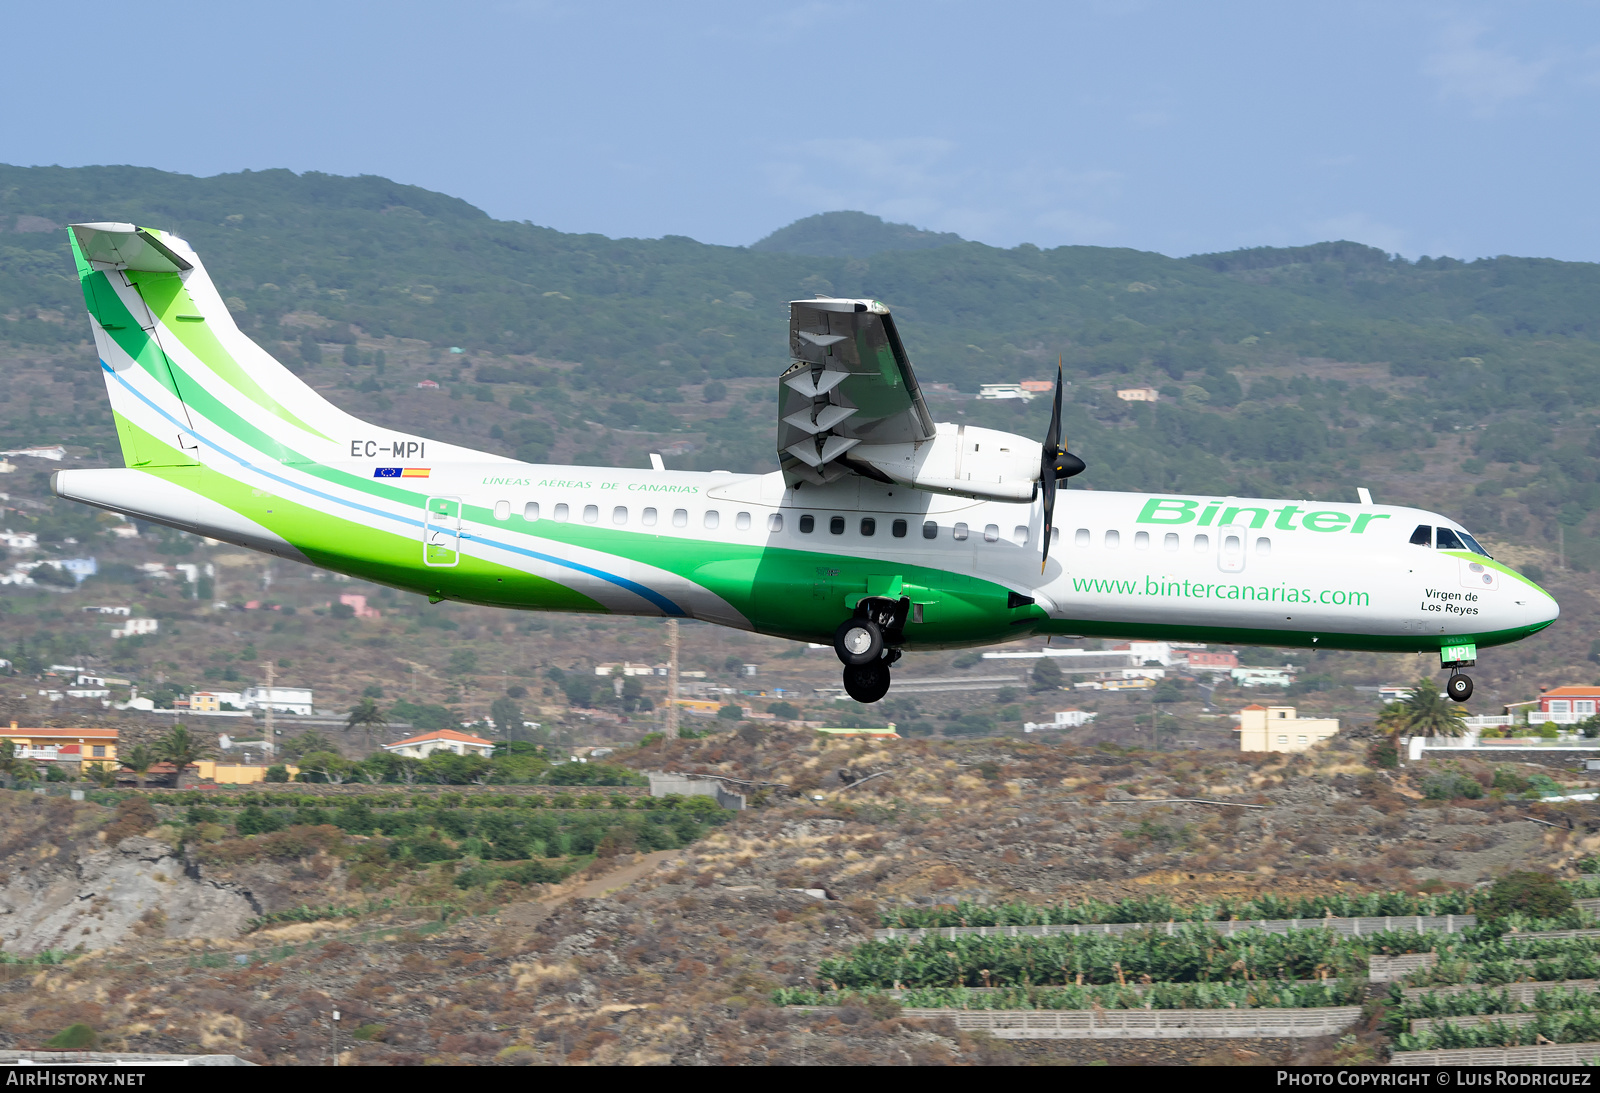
[1522,581,1560,631]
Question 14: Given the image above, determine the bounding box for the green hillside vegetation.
[750,210,966,257]
[3,164,1600,566]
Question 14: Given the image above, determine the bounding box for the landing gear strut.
[834,597,909,703]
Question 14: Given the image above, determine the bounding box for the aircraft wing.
[777,297,936,486]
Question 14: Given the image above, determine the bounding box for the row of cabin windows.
[1071,529,1272,556]
[492,502,1035,543]
[1410,524,1490,556]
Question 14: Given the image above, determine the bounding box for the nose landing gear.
[1441,642,1477,704]
[833,597,908,704]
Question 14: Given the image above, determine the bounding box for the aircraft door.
[424,496,462,567]
[1217,526,1246,574]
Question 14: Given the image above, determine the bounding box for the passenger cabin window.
[1013,526,1029,546]
[1134,531,1149,550]
[612,506,627,525]
[1163,533,1179,552]
[554,503,570,523]
[735,512,751,530]
[1074,528,1089,548]
[642,507,658,526]
[1193,534,1209,552]
[922,521,937,539]
[892,519,907,538]
[582,504,599,524]
[1255,537,1271,555]
[1410,525,1432,546]
[704,510,720,530]
[672,508,688,527]
[494,500,510,521]
[1105,530,1120,549]
[524,502,540,521]
[983,524,999,543]
[829,516,845,534]
[861,517,876,536]
[1050,527,1060,545]
[1435,527,1465,550]
[768,513,783,532]
[799,515,815,533]
[953,522,970,541]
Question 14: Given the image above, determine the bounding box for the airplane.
[52,223,1558,704]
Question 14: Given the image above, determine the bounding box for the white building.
[82,606,131,616]
[0,446,65,461]
[1024,710,1097,732]
[1232,666,1294,688]
[111,618,159,639]
[1116,386,1160,403]
[977,383,1033,401]
[242,686,314,716]
[382,729,495,759]
[0,530,38,551]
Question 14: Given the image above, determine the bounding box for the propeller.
[1039,359,1086,573]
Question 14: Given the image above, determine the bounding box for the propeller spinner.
[1039,360,1086,573]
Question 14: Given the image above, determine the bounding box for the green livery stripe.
[125,270,332,443]
[1035,616,1552,653]
[1440,551,1547,594]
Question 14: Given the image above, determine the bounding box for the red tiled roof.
[0,727,118,740]
[1241,704,1267,710]
[386,728,495,749]
[1543,687,1600,697]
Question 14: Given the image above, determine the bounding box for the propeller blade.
[1040,359,1065,573]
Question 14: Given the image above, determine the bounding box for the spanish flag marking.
[373,468,431,479]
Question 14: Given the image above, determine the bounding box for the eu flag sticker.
[374,467,401,478]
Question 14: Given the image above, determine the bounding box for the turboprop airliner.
[52,224,1558,703]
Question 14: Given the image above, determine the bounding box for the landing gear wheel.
[843,662,892,704]
[833,618,884,667]
[1447,673,1474,703]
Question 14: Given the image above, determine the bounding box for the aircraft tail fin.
[69,223,352,469]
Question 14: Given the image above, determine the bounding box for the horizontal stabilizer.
[71,223,192,273]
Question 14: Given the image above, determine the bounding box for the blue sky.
[8,1,1600,260]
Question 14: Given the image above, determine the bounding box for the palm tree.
[121,743,157,789]
[1392,677,1468,739]
[345,697,389,753]
[157,723,210,771]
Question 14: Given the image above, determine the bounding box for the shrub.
[1539,722,1561,739]
[1479,872,1574,921]
[236,804,286,836]
[264,765,289,783]
[1421,771,1484,800]
[103,797,158,844]
[1367,739,1398,770]
[43,1024,98,1050]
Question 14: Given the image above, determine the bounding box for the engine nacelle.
[848,422,1040,503]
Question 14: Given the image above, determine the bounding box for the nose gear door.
[424,496,462,567]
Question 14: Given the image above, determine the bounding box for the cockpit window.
[1457,530,1491,558]
[1435,527,1465,551]
[1409,525,1432,546]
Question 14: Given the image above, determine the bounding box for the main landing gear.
[834,597,908,704]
